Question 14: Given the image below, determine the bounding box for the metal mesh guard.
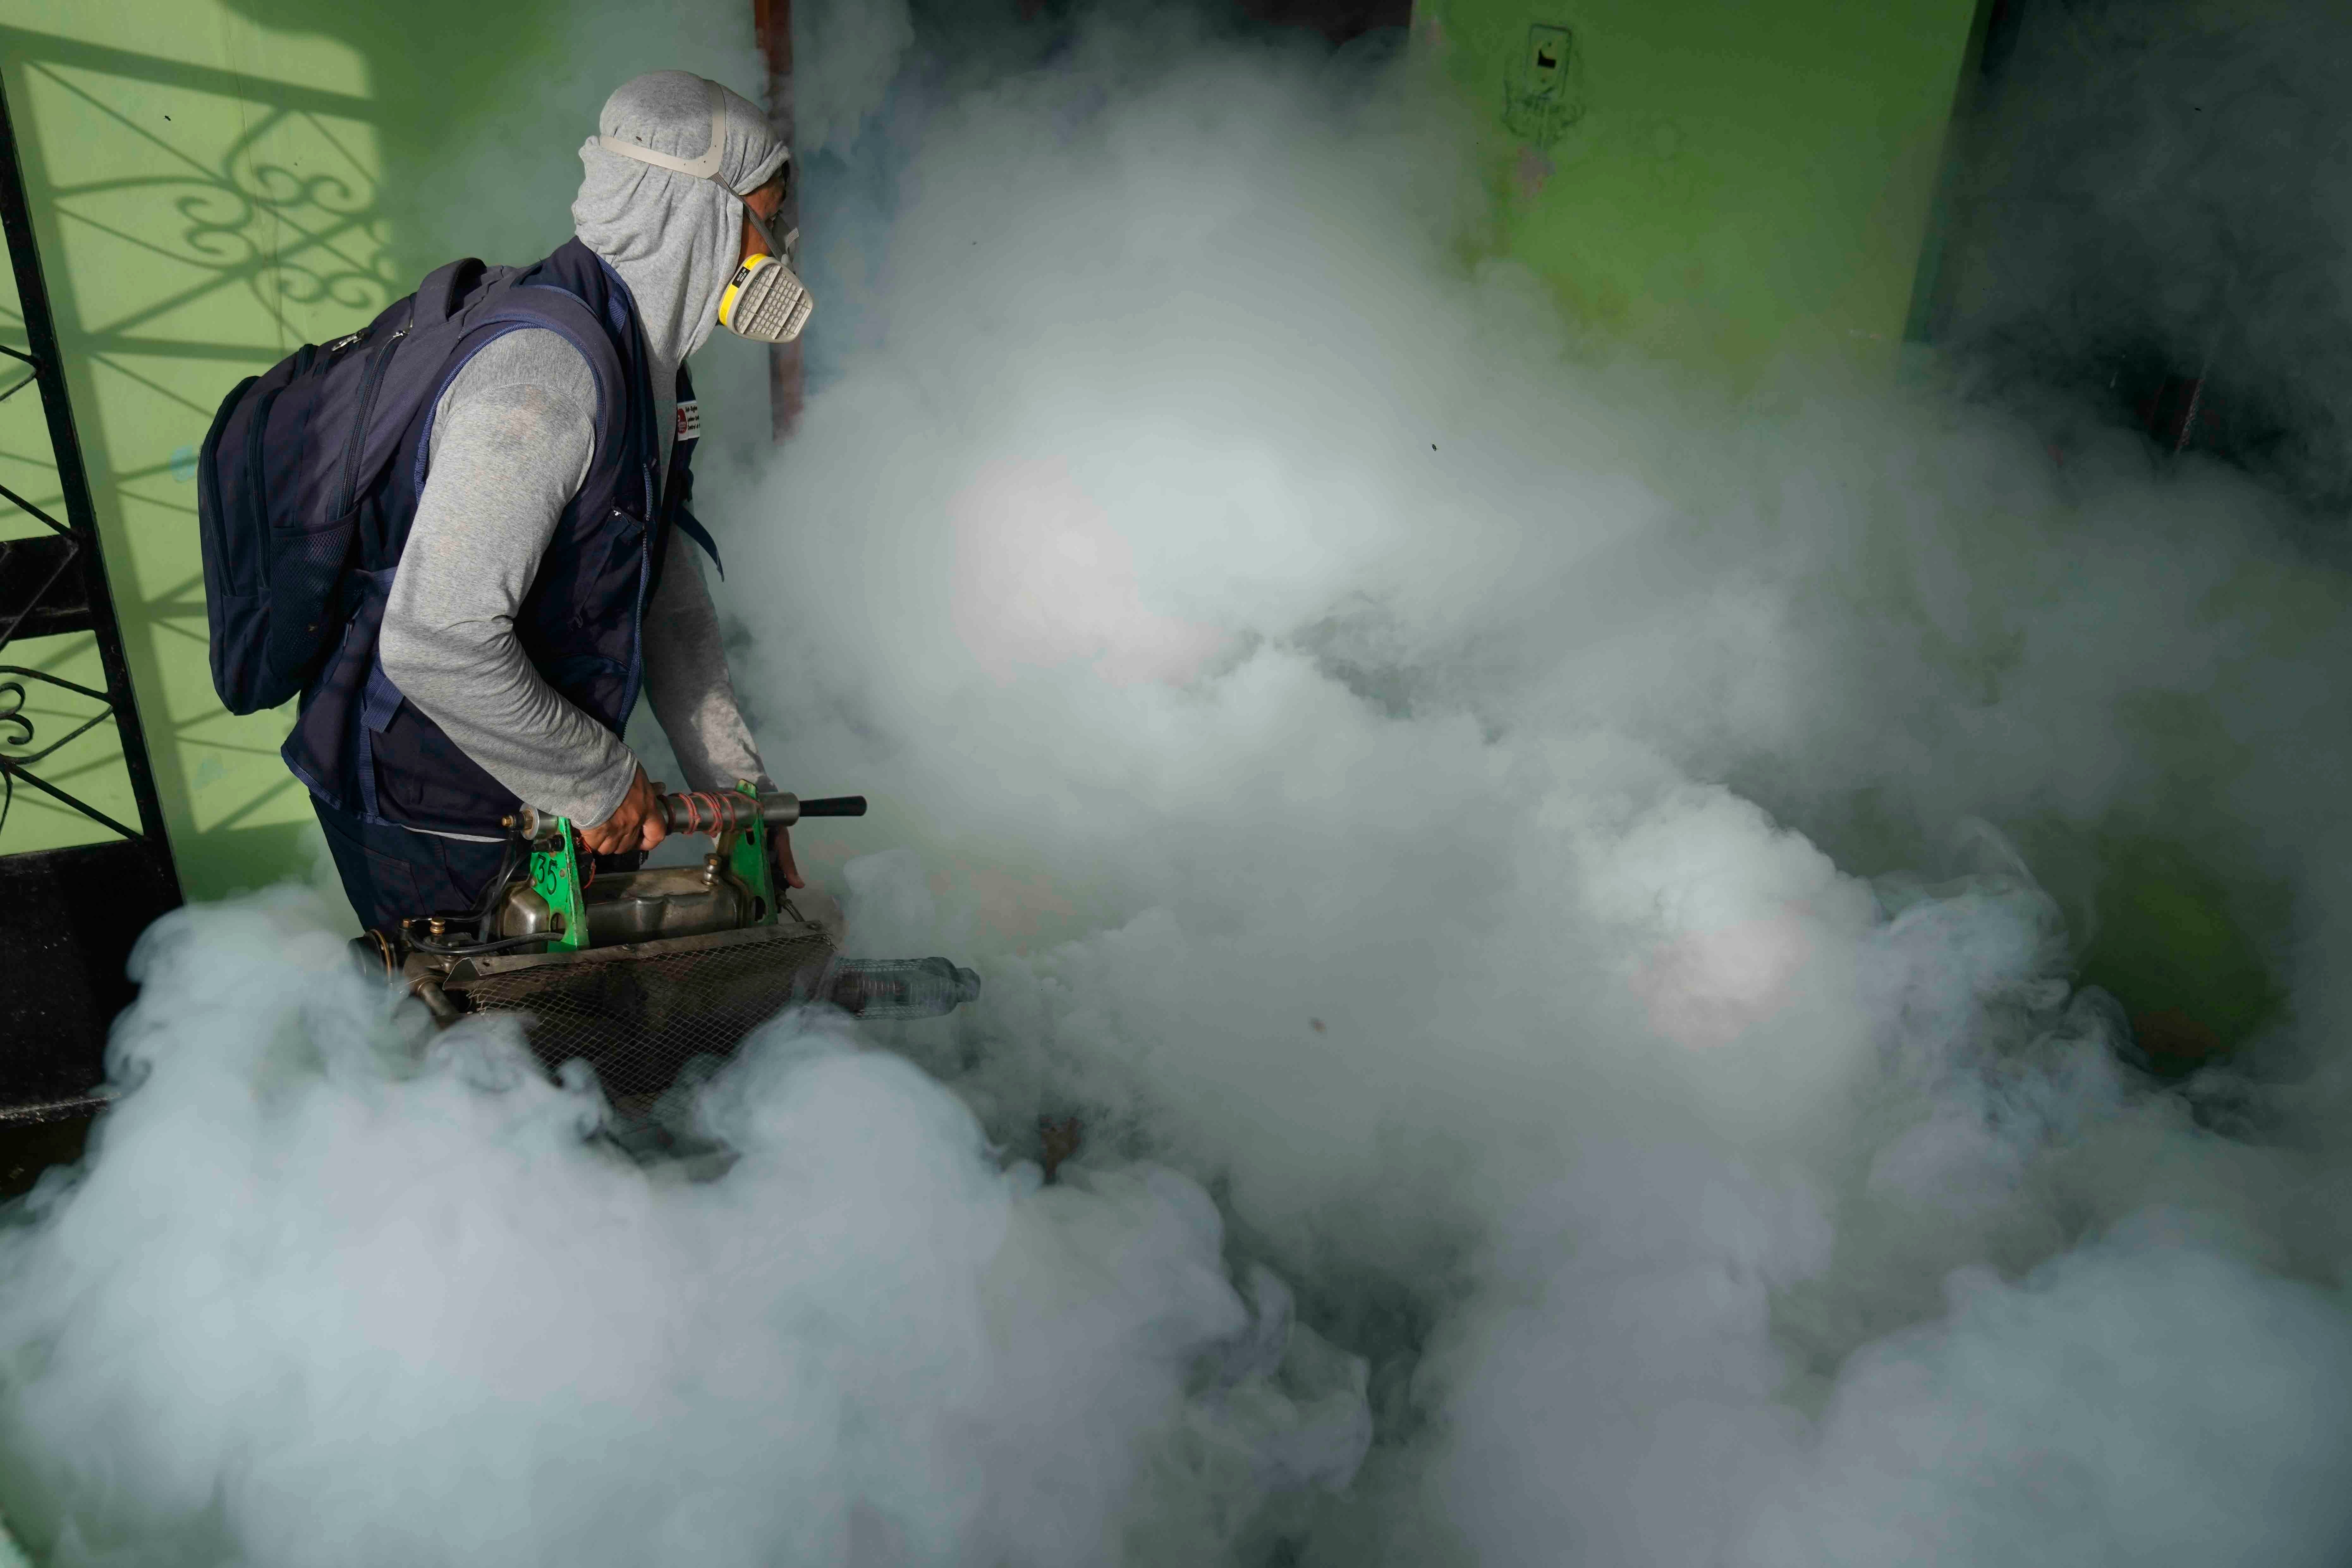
[447,925,838,1101]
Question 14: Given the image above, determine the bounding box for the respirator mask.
[717,209,811,344]
[597,79,813,344]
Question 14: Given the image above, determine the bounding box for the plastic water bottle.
[824,956,982,1019]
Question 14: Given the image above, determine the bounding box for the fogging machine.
[354,782,979,1104]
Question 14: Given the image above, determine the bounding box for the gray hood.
[572,71,788,384]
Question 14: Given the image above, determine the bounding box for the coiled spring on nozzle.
[663,790,759,835]
[652,790,868,837]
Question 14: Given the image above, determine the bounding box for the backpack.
[196,258,521,715]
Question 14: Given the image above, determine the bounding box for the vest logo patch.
[674,400,701,444]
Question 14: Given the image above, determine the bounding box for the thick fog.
[3,2,2350,1564]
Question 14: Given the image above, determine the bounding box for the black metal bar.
[0,664,108,703]
[0,70,178,886]
[0,476,74,537]
[0,1093,109,1130]
[0,532,89,641]
[0,705,113,768]
[0,758,146,841]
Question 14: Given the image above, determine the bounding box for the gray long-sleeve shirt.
[378,327,767,827]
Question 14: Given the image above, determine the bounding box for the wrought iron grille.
[0,70,181,1123]
[0,74,175,859]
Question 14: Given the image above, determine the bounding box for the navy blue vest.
[283,239,699,834]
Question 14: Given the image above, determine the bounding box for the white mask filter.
[719,249,813,344]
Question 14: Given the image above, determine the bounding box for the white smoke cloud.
[789,0,917,158]
[1743,1214,2352,1568]
[705,8,2352,1560]
[0,896,1366,1564]
[4,3,2350,1563]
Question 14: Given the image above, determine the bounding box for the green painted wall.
[1416,0,1981,374]
[0,0,758,904]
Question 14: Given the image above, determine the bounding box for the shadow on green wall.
[216,0,620,279]
[0,25,397,874]
[0,0,715,896]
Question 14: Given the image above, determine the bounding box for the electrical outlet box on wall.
[1414,0,1982,377]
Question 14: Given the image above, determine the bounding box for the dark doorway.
[1917,0,2352,515]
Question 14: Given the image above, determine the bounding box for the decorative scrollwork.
[0,679,26,839]
[259,256,399,313]
[76,107,396,328]
[174,185,269,269]
[0,678,29,750]
[0,668,129,843]
[0,668,111,764]
[241,161,368,218]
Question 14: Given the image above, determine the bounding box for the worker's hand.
[773,823,806,890]
[576,764,667,856]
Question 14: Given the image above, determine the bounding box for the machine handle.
[652,789,867,836]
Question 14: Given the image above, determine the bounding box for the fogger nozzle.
[655,790,868,837]
[501,792,867,840]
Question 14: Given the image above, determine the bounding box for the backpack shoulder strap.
[478,280,626,415]
[412,258,487,331]
[346,264,631,508]
[409,281,629,491]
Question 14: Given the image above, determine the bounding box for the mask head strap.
[597,78,792,214]
[599,78,733,185]
[741,204,780,258]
